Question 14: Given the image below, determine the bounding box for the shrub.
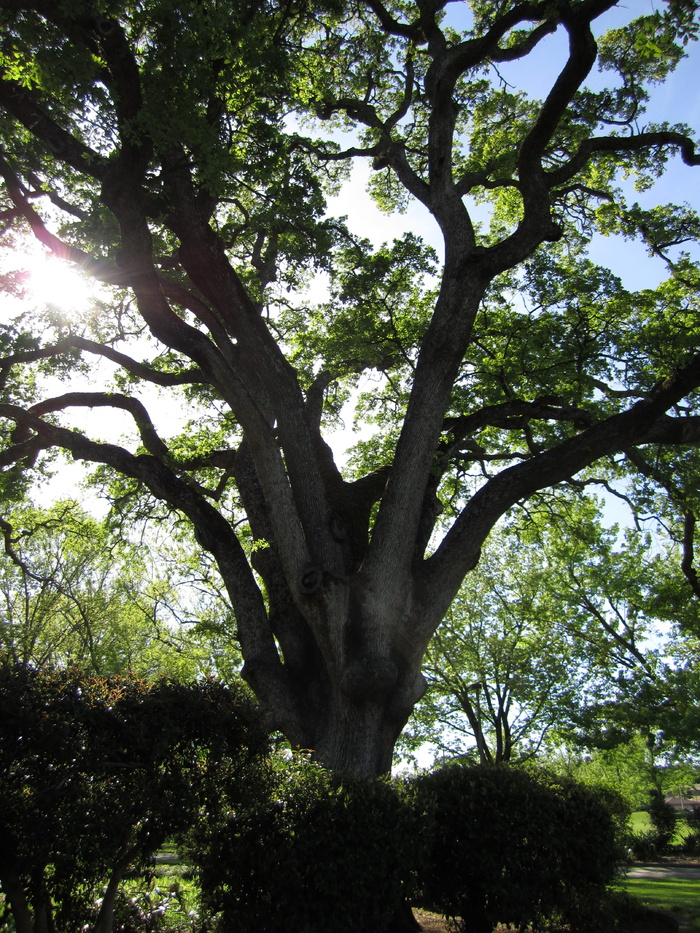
[647,788,677,852]
[541,774,630,931]
[409,764,627,933]
[681,805,700,854]
[0,659,267,933]
[629,830,663,861]
[192,759,420,933]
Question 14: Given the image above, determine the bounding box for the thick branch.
[13,392,169,458]
[681,511,700,601]
[419,353,700,631]
[165,175,341,570]
[0,405,305,724]
[441,398,594,457]
[547,130,700,189]
[0,337,205,389]
[364,0,426,41]
[0,80,107,179]
[0,155,235,343]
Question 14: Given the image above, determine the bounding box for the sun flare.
[28,253,95,314]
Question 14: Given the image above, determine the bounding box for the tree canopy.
[400,500,700,768]
[0,0,699,774]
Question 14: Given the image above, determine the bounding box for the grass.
[618,878,700,931]
[630,810,696,846]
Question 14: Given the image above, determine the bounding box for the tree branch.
[0,337,205,389]
[0,404,303,722]
[419,351,700,629]
[681,511,700,601]
[13,392,169,459]
[546,130,700,189]
[0,81,107,179]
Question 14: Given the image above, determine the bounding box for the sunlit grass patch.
[119,845,202,932]
[619,877,700,930]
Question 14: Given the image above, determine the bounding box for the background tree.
[0,0,699,778]
[399,497,697,767]
[399,521,589,766]
[0,500,237,677]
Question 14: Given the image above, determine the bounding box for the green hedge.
[191,760,627,933]
[193,761,420,933]
[409,764,628,933]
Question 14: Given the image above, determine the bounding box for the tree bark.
[0,867,35,933]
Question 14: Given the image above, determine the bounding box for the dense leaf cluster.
[0,660,267,933]
[410,764,629,933]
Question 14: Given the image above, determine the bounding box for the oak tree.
[1,0,699,776]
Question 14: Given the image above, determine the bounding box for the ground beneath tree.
[411,857,700,933]
[412,908,681,933]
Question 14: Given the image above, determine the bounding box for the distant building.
[666,785,700,811]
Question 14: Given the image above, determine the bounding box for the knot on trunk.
[341,657,398,702]
[299,564,323,594]
[388,671,428,720]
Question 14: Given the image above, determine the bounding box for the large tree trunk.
[244,628,428,776]
[0,867,35,933]
[312,693,413,776]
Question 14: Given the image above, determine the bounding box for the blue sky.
[328,2,700,292]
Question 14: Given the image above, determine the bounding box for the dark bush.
[629,830,663,861]
[0,658,268,933]
[647,788,677,852]
[540,774,630,931]
[192,760,420,933]
[409,764,627,933]
[680,805,700,854]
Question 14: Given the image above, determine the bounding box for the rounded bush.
[409,764,627,933]
[195,762,419,933]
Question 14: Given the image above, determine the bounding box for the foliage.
[554,736,661,813]
[410,763,628,933]
[647,787,679,851]
[570,653,700,762]
[0,659,267,933]
[0,0,699,780]
[681,805,700,853]
[189,757,419,933]
[0,500,239,678]
[400,495,700,772]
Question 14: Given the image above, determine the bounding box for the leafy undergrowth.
[118,847,201,932]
